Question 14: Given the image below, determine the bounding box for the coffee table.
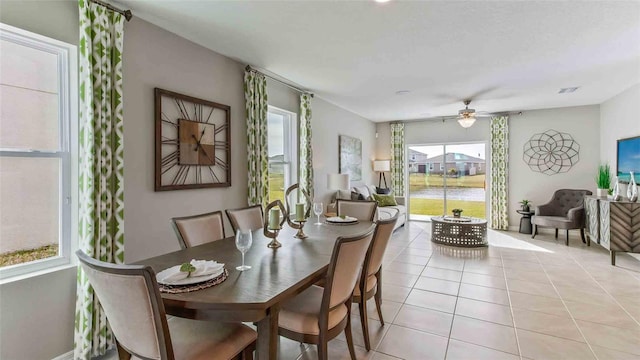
[431,216,488,247]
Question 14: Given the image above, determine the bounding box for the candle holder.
[285,184,313,239]
[264,200,287,248]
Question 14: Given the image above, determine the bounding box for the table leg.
[256,304,280,360]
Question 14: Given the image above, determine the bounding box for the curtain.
[299,93,314,199]
[244,69,269,208]
[490,116,509,230]
[390,123,405,196]
[74,0,125,358]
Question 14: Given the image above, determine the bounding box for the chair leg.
[345,308,357,360]
[555,228,558,238]
[566,230,569,246]
[116,341,132,360]
[531,224,537,239]
[581,228,586,244]
[374,290,384,326]
[359,296,371,351]
[317,334,328,360]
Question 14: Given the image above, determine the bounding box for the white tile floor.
[99,221,640,359]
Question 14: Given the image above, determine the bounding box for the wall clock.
[155,88,231,191]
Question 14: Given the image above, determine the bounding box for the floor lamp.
[373,160,391,188]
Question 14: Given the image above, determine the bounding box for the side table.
[517,210,534,234]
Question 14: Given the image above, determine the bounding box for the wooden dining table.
[135,219,375,360]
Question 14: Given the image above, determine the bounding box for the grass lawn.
[0,244,58,267]
[409,173,485,190]
[409,198,486,218]
[269,173,285,203]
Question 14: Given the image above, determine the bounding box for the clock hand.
[191,129,206,152]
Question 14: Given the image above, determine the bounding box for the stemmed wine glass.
[235,229,253,271]
[313,202,323,225]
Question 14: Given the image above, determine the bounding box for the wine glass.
[313,202,323,225]
[235,229,253,271]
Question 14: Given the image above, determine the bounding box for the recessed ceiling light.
[375,0,391,3]
[558,87,580,94]
[396,90,410,95]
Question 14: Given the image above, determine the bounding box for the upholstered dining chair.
[171,211,226,249]
[278,230,375,360]
[531,189,593,245]
[225,205,264,233]
[354,215,398,350]
[336,199,378,222]
[76,250,256,360]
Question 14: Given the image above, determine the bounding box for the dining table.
[135,218,375,360]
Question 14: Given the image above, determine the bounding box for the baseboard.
[52,350,73,360]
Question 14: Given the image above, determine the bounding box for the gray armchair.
[531,189,593,245]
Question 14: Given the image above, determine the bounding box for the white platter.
[326,216,359,224]
[156,266,224,286]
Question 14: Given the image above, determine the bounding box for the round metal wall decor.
[523,129,579,175]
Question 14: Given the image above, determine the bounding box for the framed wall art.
[339,135,362,182]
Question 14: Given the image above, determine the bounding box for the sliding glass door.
[408,142,486,220]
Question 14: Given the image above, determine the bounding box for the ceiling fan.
[453,100,494,128]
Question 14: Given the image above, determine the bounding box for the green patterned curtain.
[490,116,509,230]
[390,123,405,196]
[244,69,269,208]
[299,93,314,199]
[74,0,125,359]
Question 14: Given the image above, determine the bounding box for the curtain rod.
[245,65,314,97]
[89,0,133,21]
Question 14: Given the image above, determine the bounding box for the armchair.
[531,189,592,245]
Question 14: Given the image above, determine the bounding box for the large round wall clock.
[155,88,231,191]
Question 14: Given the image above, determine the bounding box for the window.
[439,163,444,171]
[0,24,77,279]
[429,163,434,171]
[267,106,297,206]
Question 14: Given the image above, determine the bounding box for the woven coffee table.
[431,216,488,247]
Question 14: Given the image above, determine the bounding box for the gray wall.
[0,1,78,359]
[376,105,601,228]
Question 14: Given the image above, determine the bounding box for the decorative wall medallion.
[155,88,231,191]
[523,129,579,175]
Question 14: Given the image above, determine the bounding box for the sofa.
[328,184,407,230]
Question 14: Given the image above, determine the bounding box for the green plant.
[180,262,196,278]
[595,164,611,190]
[519,200,530,206]
[451,208,463,213]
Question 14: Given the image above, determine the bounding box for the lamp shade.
[373,160,391,172]
[458,117,476,128]
[327,173,350,190]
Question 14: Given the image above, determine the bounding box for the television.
[617,135,640,183]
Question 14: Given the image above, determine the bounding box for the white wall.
[0,1,77,359]
[376,105,600,227]
[509,106,600,227]
[600,83,640,191]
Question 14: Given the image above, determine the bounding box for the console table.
[431,216,488,247]
[584,196,640,265]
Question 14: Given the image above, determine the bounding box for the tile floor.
[101,221,640,360]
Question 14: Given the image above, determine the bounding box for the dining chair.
[225,205,264,233]
[76,250,256,360]
[277,230,375,360]
[353,215,398,351]
[171,210,226,249]
[336,199,378,222]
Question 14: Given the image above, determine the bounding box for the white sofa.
[328,185,407,230]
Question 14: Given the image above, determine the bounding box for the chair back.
[363,215,398,279]
[76,250,173,360]
[171,211,225,249]
[225,205,264,233]
[549,189,593,216]
[323,230,375,309]
[336,199,377,221]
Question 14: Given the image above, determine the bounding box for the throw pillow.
[353,185,371,199]
[372,193,398,207]
[376,187,391,195]
[351,191,364,201]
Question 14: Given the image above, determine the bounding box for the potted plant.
[595,164,611,198]
[519,200,531,212]
[451,208,463,218]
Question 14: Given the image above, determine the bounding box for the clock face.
[155,88,231,191]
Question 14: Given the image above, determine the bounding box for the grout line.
[499,250,524,360]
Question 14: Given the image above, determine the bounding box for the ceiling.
[118,0,640,122]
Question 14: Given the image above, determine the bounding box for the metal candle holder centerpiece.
[284,184,313,239]
[264,200,287,248]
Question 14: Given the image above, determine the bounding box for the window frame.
[266,105,298,205]
[0,23,78,280]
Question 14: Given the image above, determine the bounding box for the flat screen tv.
[617,135,640,183]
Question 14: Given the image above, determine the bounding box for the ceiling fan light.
[458,117,476,128]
